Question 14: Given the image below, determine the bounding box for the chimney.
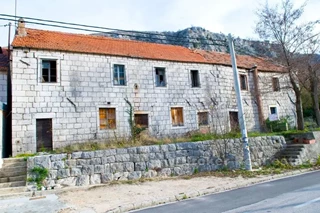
[17,18,27,37]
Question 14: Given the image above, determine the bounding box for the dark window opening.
[155,68,166,87]
[134,114,149,128]
[270,107,277,115]
[42,60,57,83]
[191,70,200,87]
[272,78,280,91]
[113,64,126,86]
[198,112,209,126]
[240,74,247,90]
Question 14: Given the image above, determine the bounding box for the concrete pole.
[228,34,252,171]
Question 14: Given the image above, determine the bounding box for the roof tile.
[12,28,284,72]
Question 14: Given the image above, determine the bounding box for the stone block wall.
[27,136,286,187]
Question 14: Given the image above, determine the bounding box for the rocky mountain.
[97,26,275,58]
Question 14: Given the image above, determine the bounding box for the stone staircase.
[0,158,28,196]
[279,144,306,166]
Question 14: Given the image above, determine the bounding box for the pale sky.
[0,0,319,47]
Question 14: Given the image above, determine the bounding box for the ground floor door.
[229,111,239,132]
[36,119,53,152]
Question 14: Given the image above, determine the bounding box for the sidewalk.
[0,169,316,213]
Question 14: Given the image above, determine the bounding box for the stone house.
[9,21,295,156]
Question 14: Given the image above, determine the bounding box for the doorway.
[36,119,53,152]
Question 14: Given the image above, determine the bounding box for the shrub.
[27,167,49,190]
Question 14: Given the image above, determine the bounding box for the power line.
[0,13,227,44]
[0,17,228,48]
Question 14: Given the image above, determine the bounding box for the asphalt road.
[134,170,320,213]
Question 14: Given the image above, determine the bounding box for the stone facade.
[11,48,295,156]
[27,136,286,187]
[0,71,7,103]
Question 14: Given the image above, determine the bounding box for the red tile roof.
[0,47,8,72]
[12,28,284,72]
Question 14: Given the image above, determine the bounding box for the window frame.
[190,70,200,88]
[269,105,278,115]
[170,106,184,127]
[197,111,209,127]
[41,60,57,83]
[37,56,61,85]
[154,67,167,87]
[113,64,126,86]
[272,77,280,92]
[98,107,117,130]
[268,105,279,121]
[134,112,149,129]
[239,74,248,91]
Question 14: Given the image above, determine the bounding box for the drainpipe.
[252,66,265,131]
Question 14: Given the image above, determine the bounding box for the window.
[269,106,279,121]
[155,68,166,87]
[171,107,184,127]
[191,70,200,87]
[134,114,148,128]
[99,108,116,129]
[198,112,209,126]
[272,78,280,91]
[270,106,277,115]
[113,64,126,86]
[41,60,57,83]
[240,74,247,90]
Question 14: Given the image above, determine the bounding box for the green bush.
[266,117,288,132]
[27,167,49,190]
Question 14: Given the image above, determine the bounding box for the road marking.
[294,196,320,208]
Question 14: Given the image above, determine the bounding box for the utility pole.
[228,34,252,171]
[6,22,12,157]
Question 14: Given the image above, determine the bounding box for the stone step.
[0,181,26,188]
[0,166,27,172]
[3,158,26,163]
[285,146,304,150]
[282,150,301,155]
[0,186,28,195]
[0,175,26,183]
[2,161,27,168]
[281,155,299,159]
[0,169,27,178]
[281,152,301,157]
[286,144,306,148]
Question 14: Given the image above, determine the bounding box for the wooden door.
[229,112,239,132]
[36,119,53,152]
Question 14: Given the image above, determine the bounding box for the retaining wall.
[27,136,286,187]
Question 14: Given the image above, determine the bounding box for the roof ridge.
[25,28,190,50]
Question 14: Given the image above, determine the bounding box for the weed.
[27,167,49,190]
[193,168,199,174]
[182,194,188,200]
[316,155,320,166]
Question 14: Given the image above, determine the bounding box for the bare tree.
[255,0,320,130]
[296,51,320,126]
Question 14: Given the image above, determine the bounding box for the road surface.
[134,170,320,213]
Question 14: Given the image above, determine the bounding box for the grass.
[53,131,285,154]
[15,153,38,158]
